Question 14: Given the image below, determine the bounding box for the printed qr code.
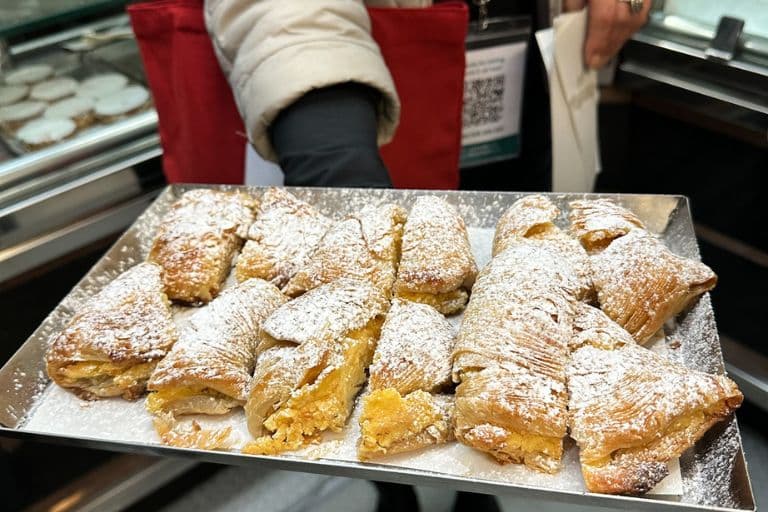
[463,76,505,128]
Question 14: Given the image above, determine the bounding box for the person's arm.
[269,82,392,187]
[204,0,400,184]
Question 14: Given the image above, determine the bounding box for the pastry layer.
[148,189,256,303]
[455,366,566,473]
[567,330,743,495]
[56,361,157,400]
[145,386,241,416]
[358,389,453,460]
[395,289,468,316]
[393,196,477,313]
[147,278,286,415]
[369,299,455,395]
[244,319,381,454]
[282,203,406,297]
[590,229,716,344]
[568,198,646,252]
[46,262,177,400]
[235,187,331,287]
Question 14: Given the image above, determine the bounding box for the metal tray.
[0,186,755,511]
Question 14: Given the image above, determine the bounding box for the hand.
[564,0,652,69]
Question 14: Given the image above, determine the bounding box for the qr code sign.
[463,76,505,128]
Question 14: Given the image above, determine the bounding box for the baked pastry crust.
[568,198,646,252]
[393,196,477,314]
[369,299,455,395]
[452,241,573,473]
[493,195,593,301]
[146,278,286,416]
[359,389,454,460]
[235,187,331,288]
[568,340,742,495]
[153,412,233,450]
[244,279,388,453]
[148,189,256,303]
[282,203,406,297]
[589,229,717,344]
[492,194,561,255]
[46,263,177,400]
[569,302,636,352]
[359,299,456,460]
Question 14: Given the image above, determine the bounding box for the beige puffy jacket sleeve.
[204,0,402,161]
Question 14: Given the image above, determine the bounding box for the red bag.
[129,0,467,189]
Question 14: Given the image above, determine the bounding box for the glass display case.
[0,1,163,284]
[618,0,768,146]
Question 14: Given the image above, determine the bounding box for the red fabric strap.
[128,0,467,189]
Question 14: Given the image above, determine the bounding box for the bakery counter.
[0,14,165,284]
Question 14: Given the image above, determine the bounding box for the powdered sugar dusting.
[5,187,750,509]
[394,195,477,296]
[148,278,287,402]
[148,189,256,303]
[369,299,455,394]
[263,278,388,345]
[237,187,332,288]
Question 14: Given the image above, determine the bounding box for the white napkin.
[537,9,601,193]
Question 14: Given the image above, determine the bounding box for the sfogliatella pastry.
[368,299,454,394]
[393,196,477,314]
[452,241,574,473]
[567,305,743,494]
[493,194,593,301]
[45,263,177,400]
[359,299,455,460]
[16,118,76,150]
[283,203,406,297]
[568,198,646,252]
[148,189,256,303]
[244,278,388,454]
[146,278,286,416]
[235,187,331,288]
[569,200,716,344]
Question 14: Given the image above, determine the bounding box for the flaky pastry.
[369,299,454,395]
[493,195,593,301]
[358,299,456,460]
[589,229,717,344]
[359,390,454,460]
[244,279,388,453]
[393,196,477,314]
[235,187,331,288]
[146,278,286,416]
[282,203,406,297]
[453,241,573,473]
[46,263,177,400]
[568,339,742,494]
[148,189,256,303]
[568,198,646,252]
